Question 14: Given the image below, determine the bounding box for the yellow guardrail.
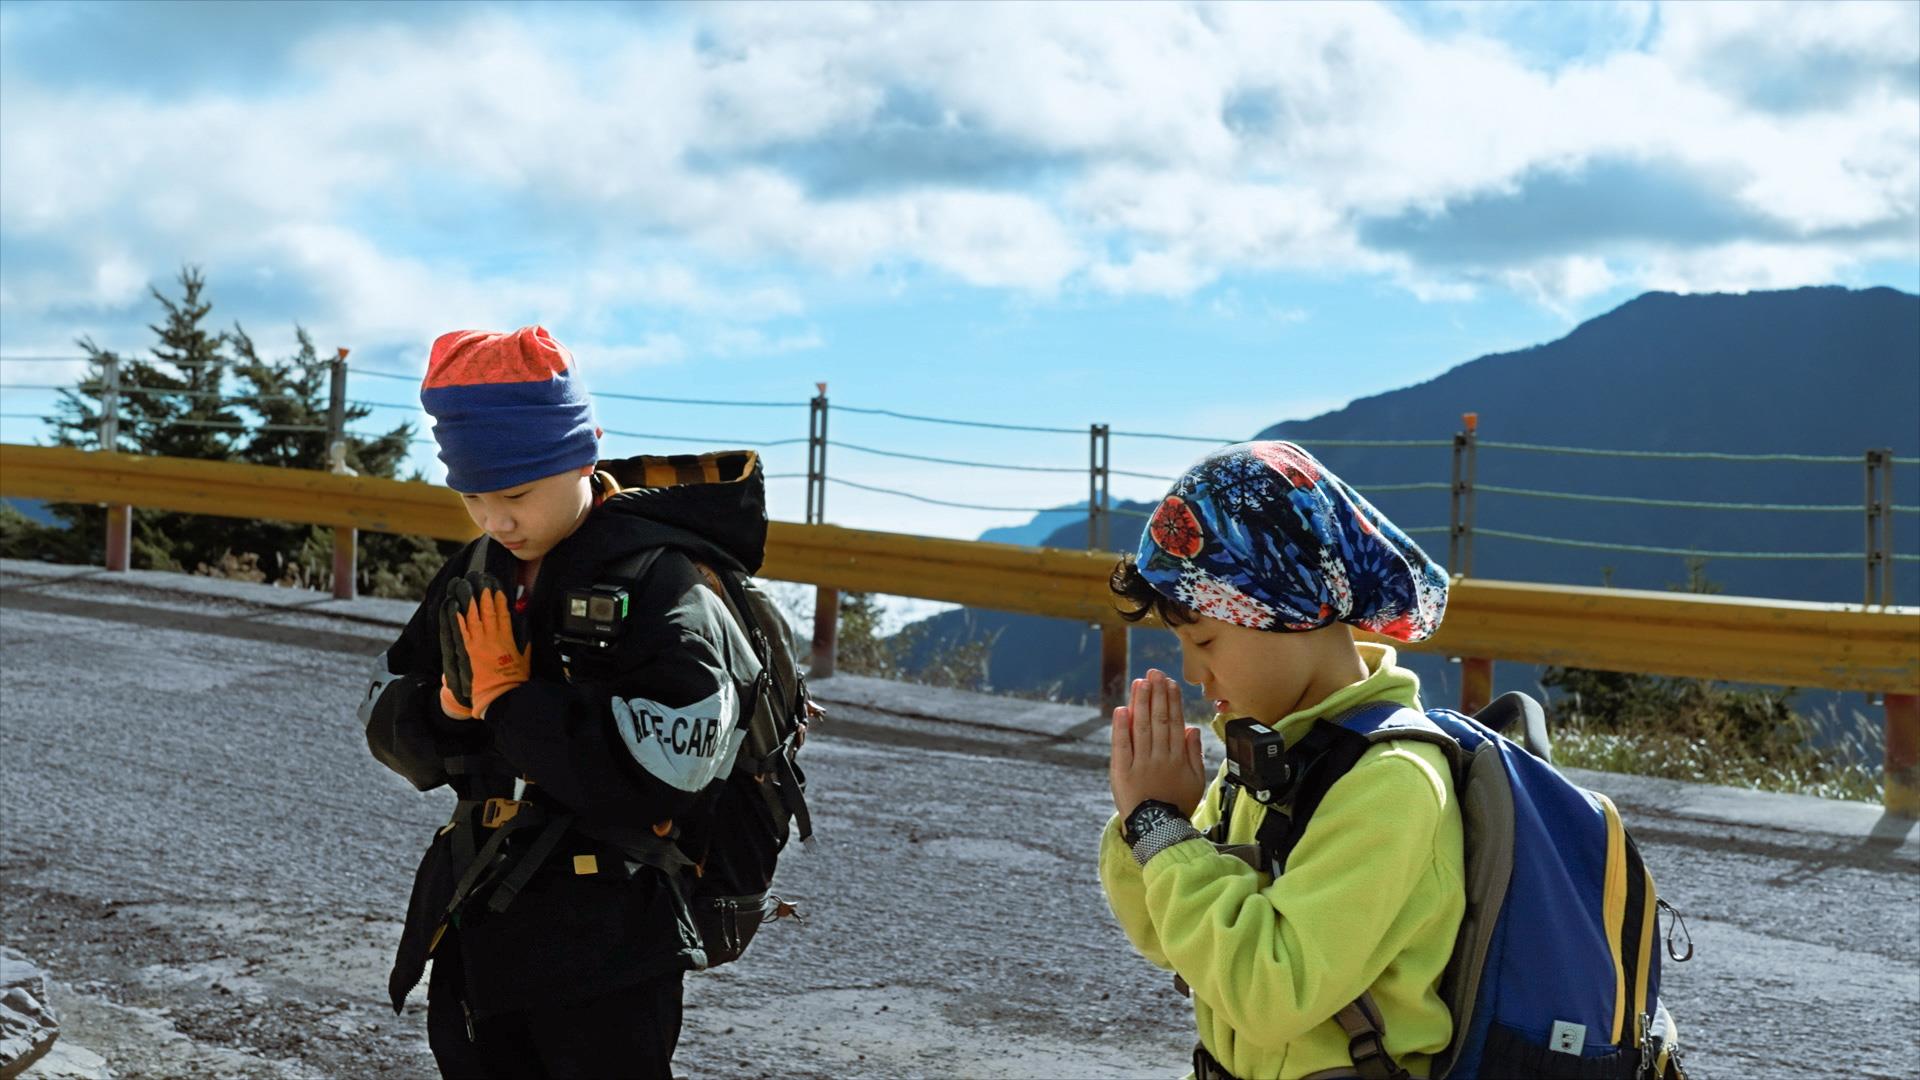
[1,443,471,539]
[770,522,1920,695]
[5,443,1916,694]
[9,442,1918,812]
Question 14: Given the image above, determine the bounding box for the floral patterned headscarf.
[1133,441,1449,641]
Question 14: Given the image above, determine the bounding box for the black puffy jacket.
[360,452,769,1016]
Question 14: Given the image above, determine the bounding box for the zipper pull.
[1657,897,1694,962]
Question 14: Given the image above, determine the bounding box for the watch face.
[1126,801,1177,845]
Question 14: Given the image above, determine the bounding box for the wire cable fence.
[1474,528,1864,561]
[794,401,1914,601]
[827,476,1061,514]
[5,357,1914,598]
[1479,438,1863,464]
[1473,483,1875,514]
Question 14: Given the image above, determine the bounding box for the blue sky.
[2,0,1916,541]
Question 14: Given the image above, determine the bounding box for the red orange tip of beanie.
[424,326,574,390]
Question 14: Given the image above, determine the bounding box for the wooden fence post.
[104,505,131,572]
[1886,693,1918,818]
[98,353,132,572]
[1460,656,1493,715]
[1100,622,1129,716]
[811,586,839,679]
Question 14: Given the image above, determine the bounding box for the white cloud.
[1655,1,1920,112]
[1500,256,1619,316]
[579,263,803,323]
[707,326,826,359]
[573,333,689,373]
[1627,241,1883,296]
[0,0,1914,339]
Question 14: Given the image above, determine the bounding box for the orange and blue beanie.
[1135,441,1448,642]
[420,326,600,493]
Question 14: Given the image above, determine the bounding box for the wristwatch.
[1123,799,1184,845]
[1124,799,1201,866]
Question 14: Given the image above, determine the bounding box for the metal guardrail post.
[98,353,120,452]
[327,348,356,601]
[807,384,837,677]
[1866,451,1912,816]
[1449,429,1463,573]
[1449,416,1481,577]
[1452,412,1489,712]
[98,354,131,572]
[806,383,828,527]
[1460,412,1479,578]
[1088,423,1111,551]
[1088,424,1123,711]
[1865,448,1892,606]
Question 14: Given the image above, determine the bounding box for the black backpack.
[598,547,817,968]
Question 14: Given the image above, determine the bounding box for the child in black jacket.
[358,326,768,1079]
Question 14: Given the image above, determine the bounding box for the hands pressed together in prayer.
[1109,668,1207,818]
[438,571,532,721]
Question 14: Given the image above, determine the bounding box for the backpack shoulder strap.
[1256,702,1462,875]
[603,546,666,588]
[1274,701,1451,1080]
[684,557,772,684]
[1252,720,1371,874]
[688,558,753,640]
[466,537,492,575]
[683,558,815,842]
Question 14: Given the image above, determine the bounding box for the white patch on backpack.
[611,683,742,792]
[1549,1020,1587,1056]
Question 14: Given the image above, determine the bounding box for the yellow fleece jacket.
[1098,644,1465,1080]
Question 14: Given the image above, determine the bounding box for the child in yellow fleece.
[1100,440,1460,1080]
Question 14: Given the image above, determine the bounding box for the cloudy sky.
[2,0,1916,538]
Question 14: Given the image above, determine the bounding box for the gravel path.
[2,565,1916,1079]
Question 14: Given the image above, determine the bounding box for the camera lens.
[589,596,616,621]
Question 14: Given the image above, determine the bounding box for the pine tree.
[228,322,410,474]
[31,265,459,593]
[49,266,242,461]
[225,322,445,593]
[139,266,240,460]
[44,267,245,569]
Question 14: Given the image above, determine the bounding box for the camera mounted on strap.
[1222,717,1296,804]
[555,583,631,651]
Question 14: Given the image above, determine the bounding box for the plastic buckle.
[481,797,523,829]
[1349,1032,1406,1079]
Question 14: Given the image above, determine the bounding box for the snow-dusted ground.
[2,560,1916,1079]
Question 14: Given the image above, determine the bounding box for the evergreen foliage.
[23,266,460,598]
[1542,559,1879,801]
[834,591,1002,693]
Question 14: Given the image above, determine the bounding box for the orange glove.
[453,575,531,718]
[438,683,473,721]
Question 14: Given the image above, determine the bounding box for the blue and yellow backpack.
[1215,692,1693,1080]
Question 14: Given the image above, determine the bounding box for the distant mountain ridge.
[903,286,1919,706]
